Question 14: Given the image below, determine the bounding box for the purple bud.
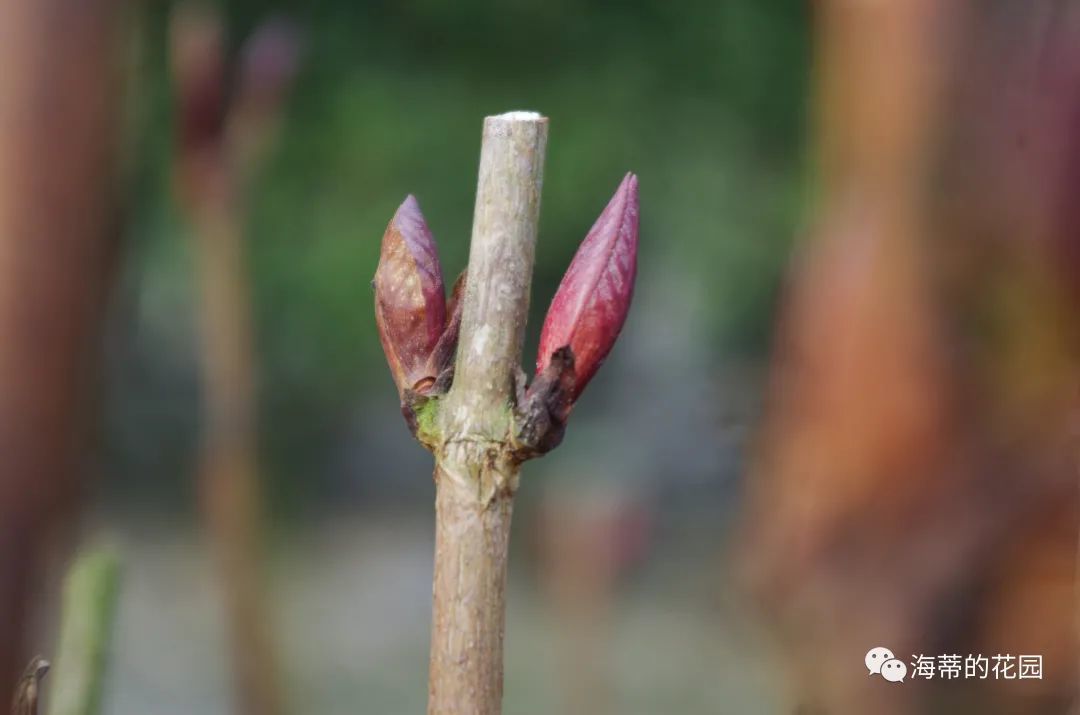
[235,17,302,122]
[375,196,448,396]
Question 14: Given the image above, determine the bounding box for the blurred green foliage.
[107,0,809,510]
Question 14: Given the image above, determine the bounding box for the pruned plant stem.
[427,112,548,715]
[46,550,121,715]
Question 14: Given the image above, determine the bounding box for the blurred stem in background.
[192,199,280,715]
[46,550,121,715]
[170,5,299,714]
[535,492,651,715]
[0,0,124,704]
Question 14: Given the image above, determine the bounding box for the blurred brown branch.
[0,0,124,703]
[739,0,1079,713]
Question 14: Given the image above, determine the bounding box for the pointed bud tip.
[394,194,421,222]
[389,195,434,253]
[619,172,639,218]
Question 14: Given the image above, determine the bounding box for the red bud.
[375,196,448,396]
[536,173,638,400]
[169,2,227,209]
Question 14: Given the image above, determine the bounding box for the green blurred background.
[94,1,810,712]
[106,0,808,510]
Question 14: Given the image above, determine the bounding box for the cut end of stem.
[483,111,549,139]
[489,110,544,122]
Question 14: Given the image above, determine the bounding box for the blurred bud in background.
[170,2,227,211]
[229,16,302,174]
[170,4,302,211]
